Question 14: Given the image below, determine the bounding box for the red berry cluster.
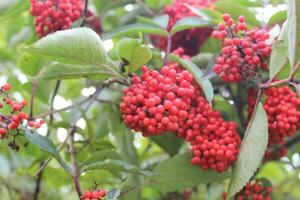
[178,96,241,172]
[247,86,300,160]
[120,64,196,136]
[81,189,106,200]
[235,180,273,200]
[212,14,271,83]
[30,0,83,37]
[152,0,215,56]
[0,83,44,140]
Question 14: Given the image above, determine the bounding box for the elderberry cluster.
[81,189,106,200]
[0,83,44,141]
[212,14,271,83]
[30,0,83,37]
[178,96,241,172]
[235,180,272,200]
[247,86,300,160]
[120,64,196,136]
[152,0,214,56]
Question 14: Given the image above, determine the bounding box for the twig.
[80,0,89,27]
[164,33,172,65]
[29,80,39,120]
[33,80,61,200]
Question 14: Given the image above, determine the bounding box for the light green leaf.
[26,28,107,65]
[227,103,268,199]
[149,153,231,193]
[215,1,260,26]
[168,54,214,103]
[23,128,71,173]
[269,21,289,79]
[287,0,300,68]
[184,5,223,24]
[138,15,169,29]
[102,23,168,40]
[171,17,212,35]
[31,63,113,81]
[268,10,287,25]
[116,38,152,73]
[19,52,45,76]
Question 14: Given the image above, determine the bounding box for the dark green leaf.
[170,17,212,35]
[82,149,122,166]
[227,103,268,199]
[150,133,184,156]
[23,128,71,173]
[149,153,231,193]
[102,23,168,40]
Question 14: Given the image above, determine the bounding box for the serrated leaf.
[116,38,152,73]
[149,153,231,193]
[26,28,107,65]
[107,188,121,200]
[23,128,71,173]
[102,23,168,40]
[170,17,212,35]
[80,159,148,176]
[227,103,268,199]
[168,54,214,103]
[31,63,113,81]
[269,22,289,79]
[215,1,260,26]
[287,0,300,68]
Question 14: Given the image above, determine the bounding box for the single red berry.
[98,190,106,198]
[0,128,6,135]
[2,83,11,91]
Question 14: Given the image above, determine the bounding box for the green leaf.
[26,28,107,65]
[23,128,71,173]
[149,153,231,193]
[138,15,169,29]
[168,54,214,103]
[184,5,223,24]
[102,23,168,40]
[170,17,212,35]
[82,149,122,166]
[227,103,268,199]
[269,22,289,79]
[215,1,260,26]
[107,188,121,200]
[80,159,148,176]
[287,0,300,68]
[268,10,287,25]
[116,38,152,73]
[31,63,113,81]
[150,133,184,156]
[19,52,45,76]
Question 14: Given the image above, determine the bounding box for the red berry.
[0,128,6,135]
[98,190,106,198]
[2,83,11,91]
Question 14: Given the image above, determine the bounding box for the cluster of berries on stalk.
[152,0,215,56]
[247,86,300,160]
[30,0,83,37]
[0,83,44,141]
[120,64,196,136]
[178,96,241,172]
[81,189,106,200]
[120,48,241,172]
[223,180,273,200]
[212,14,271,82]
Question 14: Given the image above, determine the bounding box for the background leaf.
[227,103,268,199]
[170,17,212,35]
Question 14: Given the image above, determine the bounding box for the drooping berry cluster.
[81,189,106,200]
[30,0,83,37]
[247,86,300,160]
[178,96,241,172]
[235,180,273,200]
[212,14,271,83]
[0,83,44,140]
[152,0,215,56]
[120,64,196,136]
